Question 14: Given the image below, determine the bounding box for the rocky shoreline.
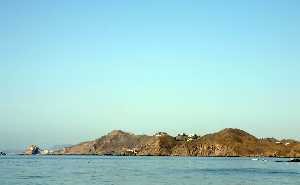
[23,128,300,158]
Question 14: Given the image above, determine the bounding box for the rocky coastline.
[23,128,300,158]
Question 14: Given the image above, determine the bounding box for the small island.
[23,128,300,158]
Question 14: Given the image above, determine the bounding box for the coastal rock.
[25,145,41,155]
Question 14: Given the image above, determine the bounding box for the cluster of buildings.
[175,133,199,142]
[154,132,199,142]
[275,141,291,146]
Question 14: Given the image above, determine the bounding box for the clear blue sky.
[1,0,300,150]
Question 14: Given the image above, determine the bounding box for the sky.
[1,0,300,150]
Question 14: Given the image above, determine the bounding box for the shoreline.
[16,153,300,159]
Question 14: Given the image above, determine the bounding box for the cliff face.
[56,128,300,157]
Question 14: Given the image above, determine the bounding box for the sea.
[0,155,299,185]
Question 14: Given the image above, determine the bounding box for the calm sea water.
[0,155,299,185]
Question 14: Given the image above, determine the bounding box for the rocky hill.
[39,128,300,157]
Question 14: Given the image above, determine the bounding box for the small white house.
[154,132,167,137]
[187,138,193,142]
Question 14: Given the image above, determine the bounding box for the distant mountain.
[46,128,300,157]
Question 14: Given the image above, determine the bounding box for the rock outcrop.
[51,128,300,157]
[24,145,41,155]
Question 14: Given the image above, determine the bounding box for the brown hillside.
[53,128,300,157]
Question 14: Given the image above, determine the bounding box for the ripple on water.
[176,167,300,176]
[17,175,51,180]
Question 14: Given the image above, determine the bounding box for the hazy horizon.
[1,0,300,150]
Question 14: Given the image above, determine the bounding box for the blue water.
[0,156,300,185]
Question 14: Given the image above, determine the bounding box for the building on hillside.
[154,132,168,137]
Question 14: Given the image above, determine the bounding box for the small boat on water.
[251,158,268,162]
[275,158,300,162]
[0,152,6,156]
[288,158,300,162]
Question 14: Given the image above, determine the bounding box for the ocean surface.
[0,155,299,185]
